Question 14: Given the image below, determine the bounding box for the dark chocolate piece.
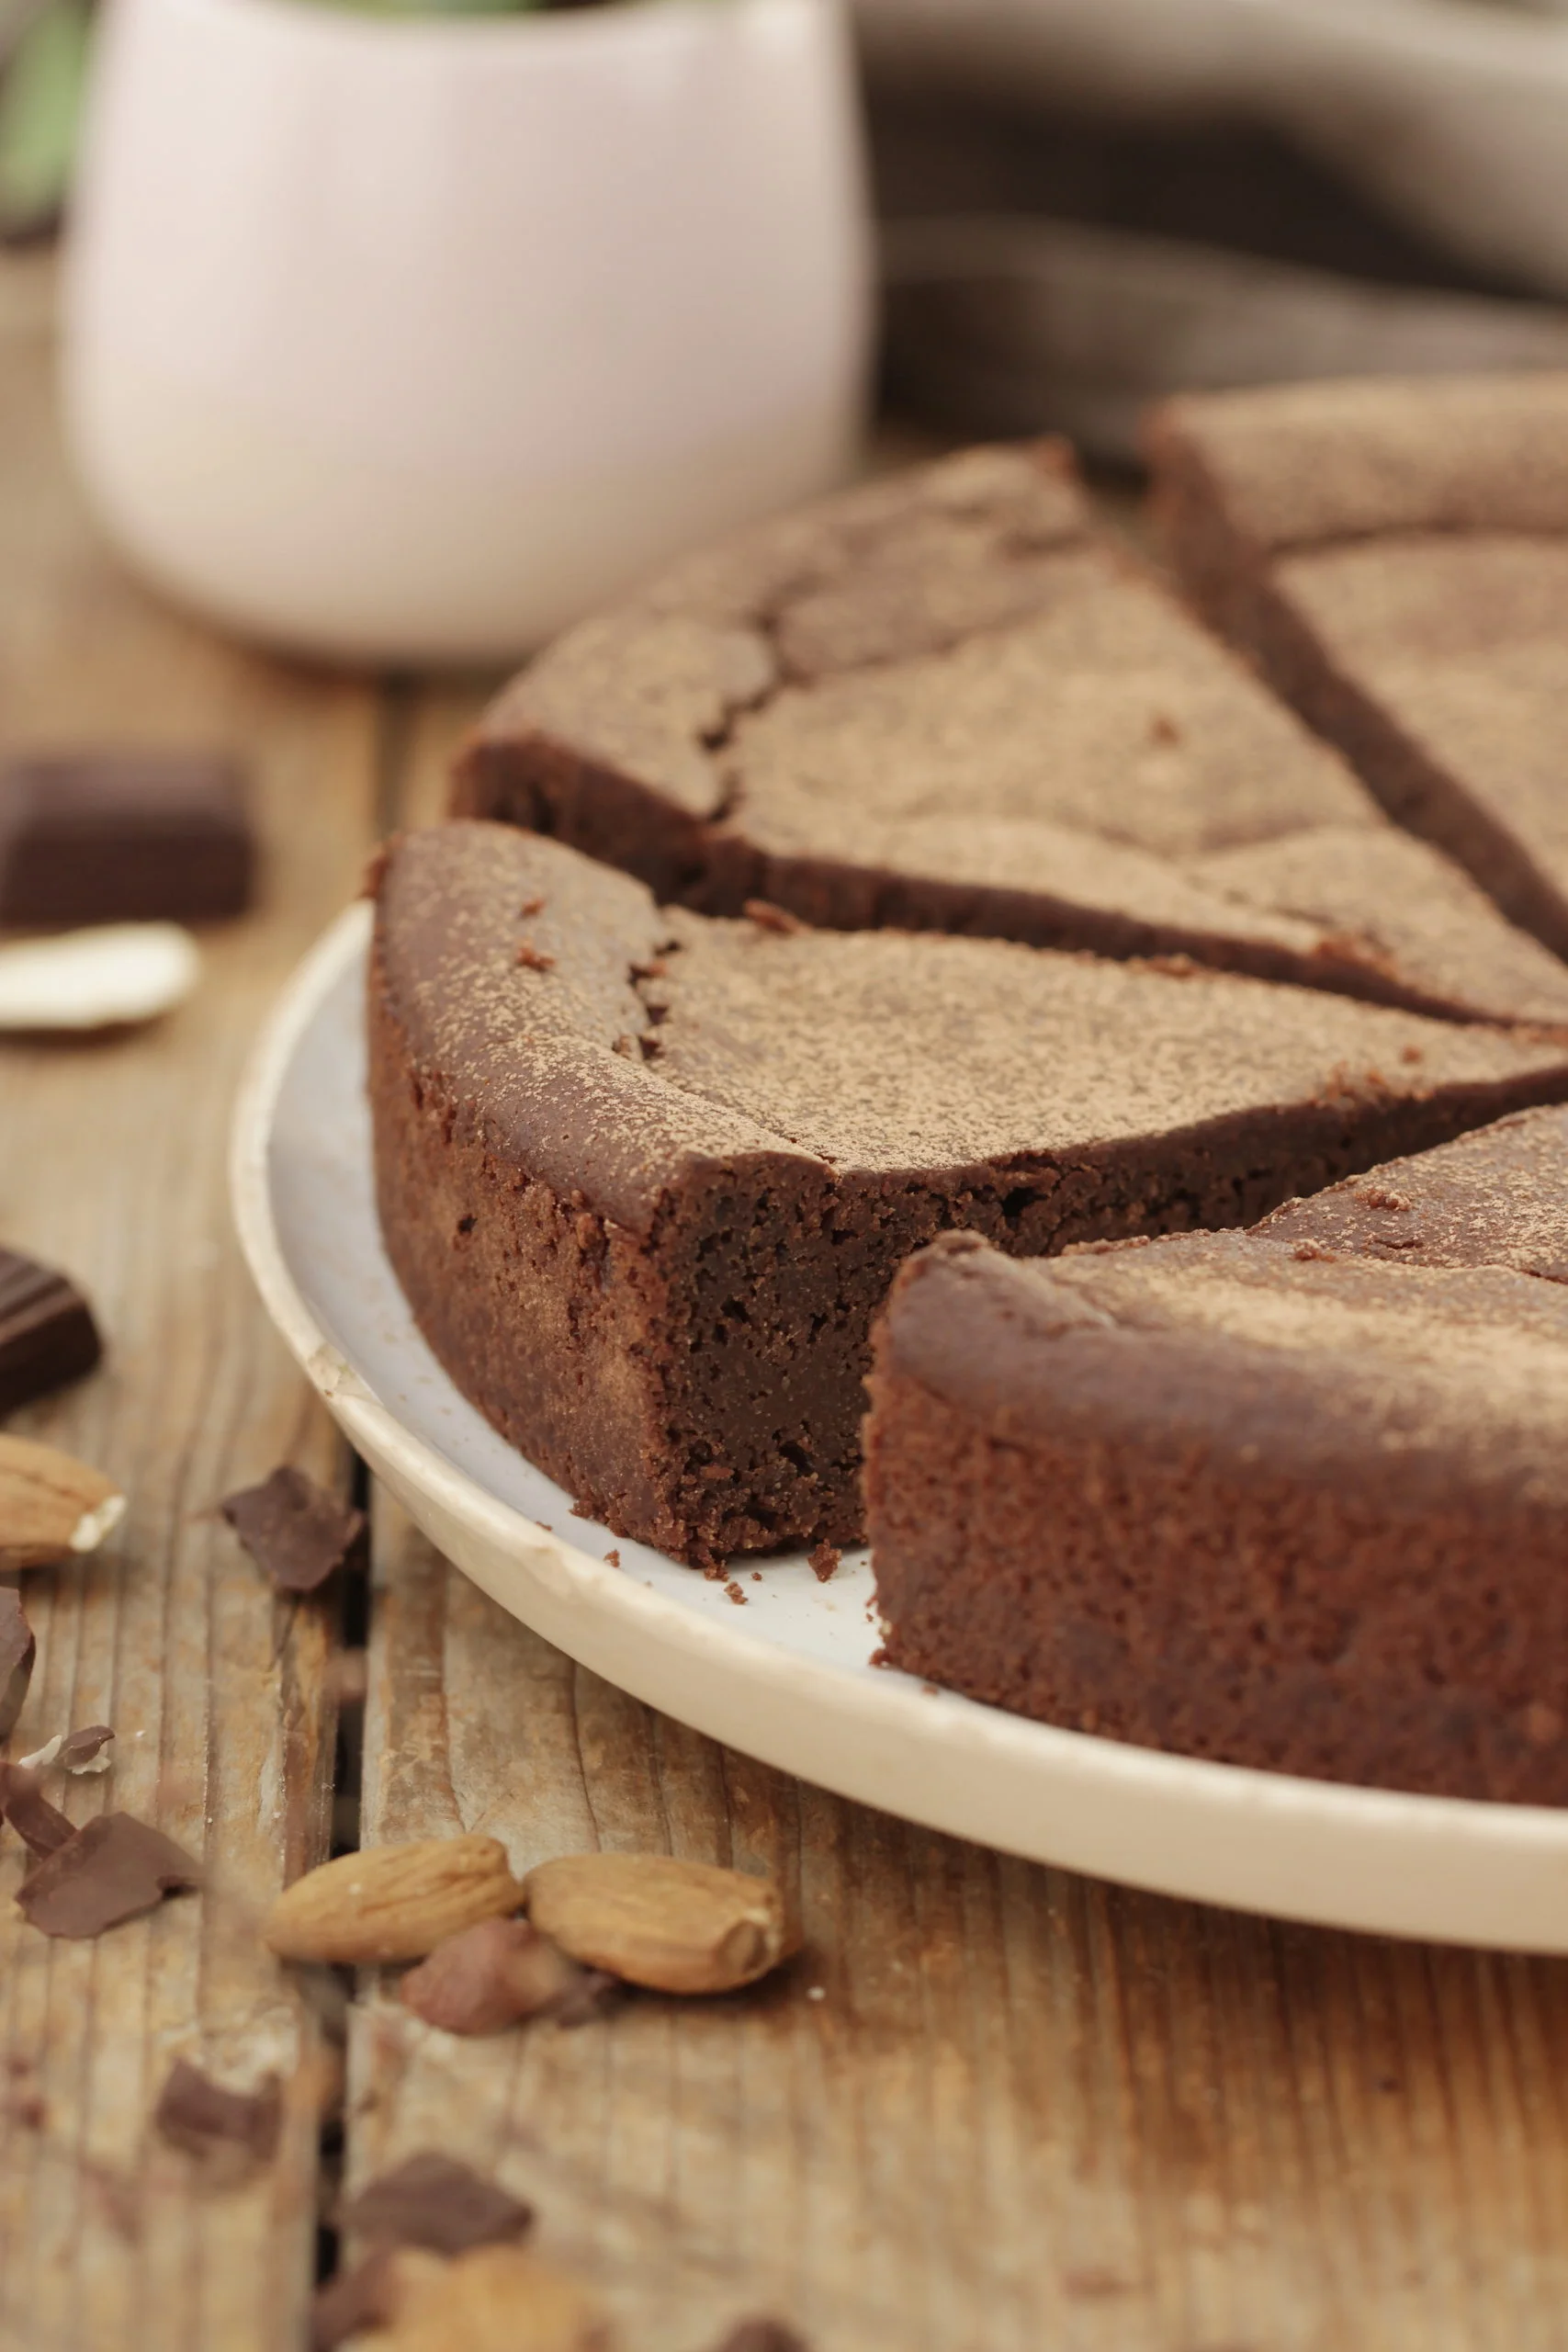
[311,2250,400,2352]
[0,1763,73,1858]
[16,1810,201,1938]
[0,1589,34,1738]
[1147,374,1568,961]
[866,1107,1568,1802]
[0,1244,102,1418]
[454,441,1568,1031]
[220,1466,365,1595]
[370,822,1568,1565]
[340,2152,534,2257]
[0,752,254,926]
[152,2058,281,2162]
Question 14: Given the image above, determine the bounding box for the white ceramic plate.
[231,905,1568,1951]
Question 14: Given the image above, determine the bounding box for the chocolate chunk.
[0,1589,34,1738]
[152,2058,281,2162]
[220,1466,365,1595]
[0,1245,102,1418]
[340,2152,534,2257]
[0,753,254,926]
[715,2325,809,2352]
[311,2249,400,2352]
[0,1764,73,1858]
[17,1811,201,1938]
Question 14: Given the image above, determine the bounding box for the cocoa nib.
[153,2058,281,2163]
[220,1465,365,1596]
[17,1811,201,1938]
[339,2152,533,2258]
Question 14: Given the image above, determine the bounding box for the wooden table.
[4,248,1568,2352]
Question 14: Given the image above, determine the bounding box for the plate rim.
[230,902,1568,1949]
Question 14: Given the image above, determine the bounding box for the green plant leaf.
[0,0,90,239]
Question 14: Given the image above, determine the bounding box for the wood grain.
[0,255,376,2352]
[351,1500,1568,2352]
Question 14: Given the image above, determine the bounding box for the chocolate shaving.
[0,1587,34,1738]
[153,2058,281,2162]
[17,1810,201,1938]
[311,2247,400,2352]
[18,1723,116,1776]
[340,2152,534,2257]
[400,1917,580,2037]
[59,1724,115,1771]
[0,1763,74,1859]
[220,1466,365,1596]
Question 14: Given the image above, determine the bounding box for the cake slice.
[370,822,1568,1566]
[1148,373,1568,960]
[453,443,1568,1031]
[864,1107,1568,1802]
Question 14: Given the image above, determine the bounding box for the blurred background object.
[0,0,88,243]
[56,0,870,665]
[856,0,1568,459]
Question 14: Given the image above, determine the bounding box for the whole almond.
[0,1434,125,1571]
[365,2244,609,2352]
[265,1836,523,1964]
[523,1854,796,1996]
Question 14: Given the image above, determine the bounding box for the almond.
[361,2244,609,2352]
[265,1835,524,1964]
[0,1434,125,1571]
[522,1853,796,1996]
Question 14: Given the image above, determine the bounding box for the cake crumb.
[1359,1187,1411,1212]
[750,1571,761,1583]
[515,942,557,972]
[1148,711,1181,745]
[809,1542,840,1584]
[725,1579,747,1605]
[518,895,547,917]
[604,1549,620,1568]
[743,899,807,936]
[1292,1242,1336,1261]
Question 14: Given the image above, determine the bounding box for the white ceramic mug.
[64,0,871,664]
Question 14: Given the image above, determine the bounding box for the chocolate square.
[0,754,254,925]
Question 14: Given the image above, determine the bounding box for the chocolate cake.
[369,821,1568,1566]
[865,1106,1568,1802]
[1147,373,1568,960]
[452,444,1568,1032]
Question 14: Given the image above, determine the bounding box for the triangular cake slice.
[1148,372,1568,961]
[866,1106,1568,1802]
[453,443,1568,1031]
[370,823,1568,1566]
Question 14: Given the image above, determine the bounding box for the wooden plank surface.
[0,254,376,2352]
[352,1507,1568,2352]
